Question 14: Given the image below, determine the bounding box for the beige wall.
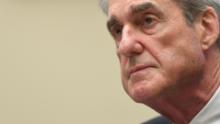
[0,1,158,124]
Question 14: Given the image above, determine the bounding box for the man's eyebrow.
[131,2,161,14]
[107,16,118,31]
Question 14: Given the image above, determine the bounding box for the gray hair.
[99,0,108,15]
[174,0,220,23]
[99,0,220,47]
[99,0,220,22]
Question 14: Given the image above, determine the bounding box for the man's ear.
[195,7,220,50]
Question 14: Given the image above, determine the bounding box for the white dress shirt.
[189,87,220,124]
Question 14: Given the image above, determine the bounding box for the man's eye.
[143,15,157,28]
[114,27,122,35]
[110,25,122,40]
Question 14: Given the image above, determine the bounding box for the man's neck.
[146,47,220,124]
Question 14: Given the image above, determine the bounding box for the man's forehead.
[108,0,176,18]
[109,0,148,10]
[108,0,174,14]
[108,0,172,7]
[109,0,152,15]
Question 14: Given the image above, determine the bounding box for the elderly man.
[99,0,220,124]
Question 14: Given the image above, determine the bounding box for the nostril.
[134,43,144,53]
[117,40,144,57]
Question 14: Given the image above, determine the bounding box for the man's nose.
[117,26,144,57]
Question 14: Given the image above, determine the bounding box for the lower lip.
[130,68,146,76]
[132,65,155,74]
[129,67,154,79]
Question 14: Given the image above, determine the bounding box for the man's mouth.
[128,64,155,78]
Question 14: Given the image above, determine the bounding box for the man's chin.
[129,85,154,103]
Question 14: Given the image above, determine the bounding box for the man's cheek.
[119,56,128,65]
[121,75,129,95]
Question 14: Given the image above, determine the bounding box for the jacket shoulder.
[142,116,172,124]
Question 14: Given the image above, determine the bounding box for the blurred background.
[0,0,158,124]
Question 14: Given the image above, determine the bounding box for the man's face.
[107,0,205,103]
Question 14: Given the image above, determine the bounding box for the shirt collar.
[189,86,220,124]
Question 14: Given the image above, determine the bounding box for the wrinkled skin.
[106,0,220,123]
[107,0,205,103]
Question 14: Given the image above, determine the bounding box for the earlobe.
[199,7,220,50]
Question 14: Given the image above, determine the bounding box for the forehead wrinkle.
[130,2,162,15]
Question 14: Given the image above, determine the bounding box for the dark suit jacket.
[142,116,172,124]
